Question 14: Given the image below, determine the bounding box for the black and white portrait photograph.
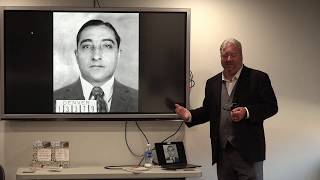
[163,144,180,163]
[53,12,139,113]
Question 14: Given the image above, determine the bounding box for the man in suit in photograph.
[54,19,138,112]
[165,145,179,163]
[175,38,278,180]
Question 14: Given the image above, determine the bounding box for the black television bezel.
[0,6,190,120]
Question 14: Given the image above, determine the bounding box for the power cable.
[161,121,184,143]
[124,121,144,158]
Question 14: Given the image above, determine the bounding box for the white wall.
[1,0,320,180]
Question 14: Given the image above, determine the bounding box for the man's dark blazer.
[53,78,138,112]
[186,65,278,164]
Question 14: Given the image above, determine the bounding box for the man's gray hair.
[220,38,242,53]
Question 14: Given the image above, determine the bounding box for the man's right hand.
[174,104,191,122]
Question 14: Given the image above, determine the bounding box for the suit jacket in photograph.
[186,65,278,164]
[53,78,138,112]
[165,156,180,163]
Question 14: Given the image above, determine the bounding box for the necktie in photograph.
[89,87,107,112]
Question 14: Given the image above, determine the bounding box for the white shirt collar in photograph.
[79,76,114,105]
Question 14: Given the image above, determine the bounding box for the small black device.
[222,102,239,111]
[155,141,201,170]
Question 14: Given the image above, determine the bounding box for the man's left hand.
[230,107,247,122]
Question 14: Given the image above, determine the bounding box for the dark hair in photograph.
[76,19,121,48]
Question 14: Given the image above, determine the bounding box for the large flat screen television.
[0,7,190,120]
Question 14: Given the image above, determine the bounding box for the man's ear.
[118,49,121,59]
[74,49,80,65]
[115,49,121,66]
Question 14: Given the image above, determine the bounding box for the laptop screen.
[155,141,188,166]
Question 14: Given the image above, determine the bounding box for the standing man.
[54,19,138,112]
[175,38,278,180]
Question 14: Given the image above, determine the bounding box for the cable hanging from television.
[135,121,150,145]
[124,121,150,166]
[124,121,144,158]
[161,121,184,143]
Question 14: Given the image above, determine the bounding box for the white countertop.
[16,166,202,179]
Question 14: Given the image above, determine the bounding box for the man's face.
[167,146,175,157]
[75,25,119,86]
[220,43,243,76]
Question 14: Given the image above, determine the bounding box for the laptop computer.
[155,141,201,170]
